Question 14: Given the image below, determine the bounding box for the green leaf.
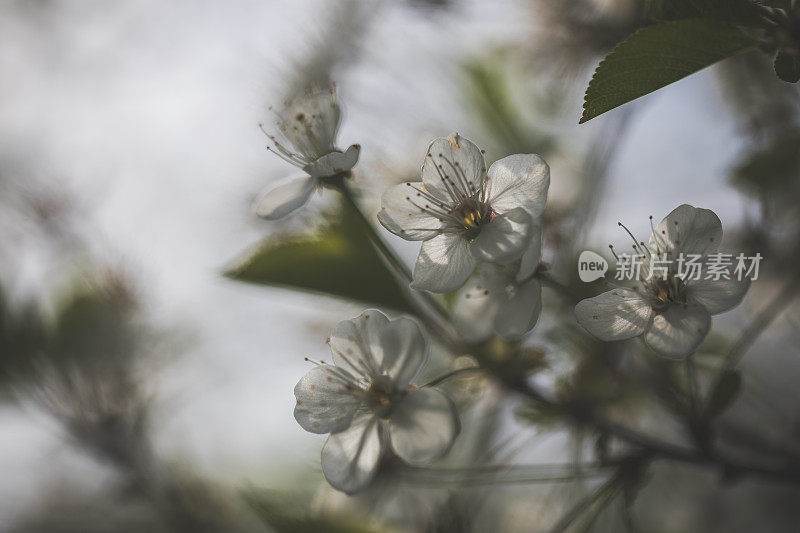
[53,290,131,362]
[645,0,764,26]
[462,52,555,156]
[704,369,742,418]
[580,19,756,123]
[1,278,135,387]
[774,52,800,83]
[226,200,413,313]
[733,130,800,192]
[645,0,698,21]
[0,289,44,387]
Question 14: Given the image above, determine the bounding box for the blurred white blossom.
[575,204,750,359]
[378,133,550,292]
[254,86,360,219]
[453,223,543,341]
[294,309,459,494]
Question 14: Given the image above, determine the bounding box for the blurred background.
[1,0,799,531]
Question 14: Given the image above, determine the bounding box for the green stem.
[337,180,413,282]
[420,366,482,388]
[333,180,462,349]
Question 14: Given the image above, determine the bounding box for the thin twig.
[400,462,611,487]
[498,374,800,485]
[685,357,700,414]
[334,180,462,348]
[337,180,412,281]
[529,268,800,484]
[546,473,622,533]
[420,366,483,388]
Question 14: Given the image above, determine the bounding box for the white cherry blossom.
[254,85,360,220]
[453,222,543,341]
[378,133,550,293]
[575,204,750,359]
[294,309,460,494]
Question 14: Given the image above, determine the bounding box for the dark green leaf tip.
[580,19,756,123]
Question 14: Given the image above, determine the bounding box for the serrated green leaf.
[774,51,800,82]
[580,19,756,123]
[704,369,742,418]
[226,200,413,313]
[645,0,764,26]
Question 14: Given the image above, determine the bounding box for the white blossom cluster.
[254,86,751,493]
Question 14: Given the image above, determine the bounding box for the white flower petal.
[575,289,654,341]
[496,278,542,339]
[453,268,504,342]
[377,181,445,241]
[421,134,486,199]
[253,174,316,220]
[279,87,340,161]
[411,234,476,293]
[328,309,390,376]
[294,365,361,434]
[389,388,459,465]
[649,204,722,257]
[376,317,427,388]
[468,207,531,263]
[454,301,497,341]
[485,154,550,219]
[454,263,541,341]
[305,144,361,178]
[321,414,383,494]
[644,304,711,359]
[517,221,543,282]
[687,276,750,315]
